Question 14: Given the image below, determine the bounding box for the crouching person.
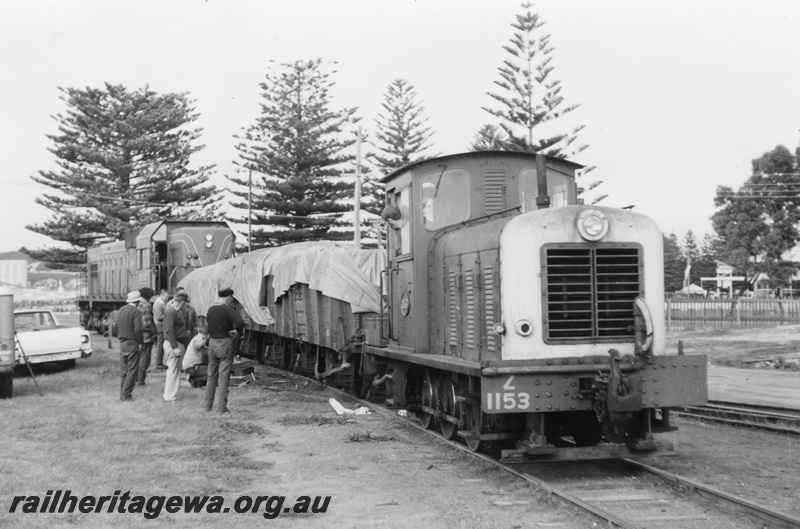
[182,329,209,387]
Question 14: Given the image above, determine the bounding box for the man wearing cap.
[163,292,190,401]
[204,287,244,413]
[118,291,144,401]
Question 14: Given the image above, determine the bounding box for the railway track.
[292,370,800,529]
[674,401,800,435]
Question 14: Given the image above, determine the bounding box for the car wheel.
[0,373,12,399]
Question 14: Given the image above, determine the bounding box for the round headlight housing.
[576,209,609,241]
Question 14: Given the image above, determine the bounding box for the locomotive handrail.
[379,269,389,341]
[633,296,654,355]
[167,264,195,293]
[389,266,400,342]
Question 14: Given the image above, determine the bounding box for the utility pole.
[248,170,252,253]
[353,125,363,249]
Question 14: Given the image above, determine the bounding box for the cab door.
[387,186,414,348]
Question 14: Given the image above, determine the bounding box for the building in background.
[0,260,27,287]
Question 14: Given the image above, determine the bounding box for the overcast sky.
[2,0,799,253]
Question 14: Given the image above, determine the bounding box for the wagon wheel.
[417,369,438,430]
[439,377,459,440]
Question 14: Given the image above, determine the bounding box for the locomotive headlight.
[205,234,214,249]
[576,209,609,241]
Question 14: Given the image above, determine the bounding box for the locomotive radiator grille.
[543,246,641,342]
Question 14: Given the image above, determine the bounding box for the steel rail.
[674,402,800,435]
[624,459,800,529]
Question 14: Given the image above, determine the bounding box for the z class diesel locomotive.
[180,151,708,459]
[78,220,235,321]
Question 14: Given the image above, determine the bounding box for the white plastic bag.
[328,398,371,415]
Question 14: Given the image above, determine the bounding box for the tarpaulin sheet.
[177,242,386,327]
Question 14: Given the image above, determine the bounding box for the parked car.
[14,310,92,367]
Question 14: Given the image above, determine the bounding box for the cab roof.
[381,150,584,183]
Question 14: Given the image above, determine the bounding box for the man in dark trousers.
[118,291,143,401]
[136,287,157,387]
[204,287,244,413]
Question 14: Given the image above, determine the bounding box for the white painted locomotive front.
[498,205,666,360]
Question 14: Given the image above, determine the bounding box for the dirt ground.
[667,324,800,368]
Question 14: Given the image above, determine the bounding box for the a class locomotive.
[180,150,708,459]
[78,220,235,328]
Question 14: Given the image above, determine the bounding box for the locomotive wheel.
[439,377,459,440]
[463,403,485,452]
[417,369,438,430]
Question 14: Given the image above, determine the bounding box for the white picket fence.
[665,298,800,330]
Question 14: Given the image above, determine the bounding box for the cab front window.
[421,167,470,230]
[519,167,575,211]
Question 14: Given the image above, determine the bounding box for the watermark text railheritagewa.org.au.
[8,490,331,520]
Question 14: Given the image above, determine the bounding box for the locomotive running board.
[500,441,675,463]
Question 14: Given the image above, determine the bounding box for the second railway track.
[674,401,800,435]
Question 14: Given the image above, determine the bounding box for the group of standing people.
[116,286,244,413]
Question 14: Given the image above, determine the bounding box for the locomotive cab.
[382,151,582,355]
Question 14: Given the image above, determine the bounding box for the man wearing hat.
[118,291,144,401]
[163,291,190,401]
[204,287,244,413]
